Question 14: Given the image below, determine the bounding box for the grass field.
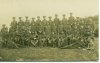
[0,38,99,61]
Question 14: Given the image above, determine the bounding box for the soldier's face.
[55,15,58,18]
[43,17,46,20]
[38,18,40,20]
[63,16,65,18]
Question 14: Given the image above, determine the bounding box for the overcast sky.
[0,0,98,28]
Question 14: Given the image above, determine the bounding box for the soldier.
[62,14,67,25]
[53,14,60,34]
[40,36,46,47]
[47,37,53,47]
[88,18,95,36]
[48,16,52,23]
[68,12,75,24]
[10,17,17,31]
[48,16,52,35]
[17,17,24,33]
[42,16,47,34]
[76,17,80,23]
[24,16,31,46]
[35,16,42,34]
[30,18,35,34]
[87,36,94,50]
[75,17,80,30]
[62,14,67,35]
[9,17,18,44]
[54,14,60,25]
[52,37,56,48]
[0,24,9,47]
[54,36,59,47]
[24,16,30,31]
[48,16,55,35]
[17,17,24,46]
[57,36,64,48]
[31,35,39,47]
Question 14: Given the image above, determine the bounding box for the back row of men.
[9,13,95,35]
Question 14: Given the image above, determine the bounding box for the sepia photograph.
[0,0,99,62]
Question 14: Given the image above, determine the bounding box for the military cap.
[12,17,16,21]
[19,17,22,20]
[62,14,66,16]
[76,17,79,19]
[25,16,28,19]
[69,12,73,17]
[70,12,72,15]
[32,18,35,20]
[37,16,40,18]
[55,14,58,16]
[48,16,52,19]
[43,16,46,18]
[12,17,16,19]
[2,24,6,27]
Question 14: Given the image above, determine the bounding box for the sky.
[0,0,98,29]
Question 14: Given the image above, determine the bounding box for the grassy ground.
[0,38,99,61]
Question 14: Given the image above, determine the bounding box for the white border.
[0,0,99,63]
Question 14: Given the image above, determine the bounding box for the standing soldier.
[68,13,75,36]
[62,14,67,25]
[54,14,60,34]
[17,17,24,34]
[47,16,52,35]
[62,14,67,35]
[9,17,18,44]
[42,16,47,34]
[30,18,36,47]
[35,16,42,46]
[35,16,41,34]
[24,16,30,32]
[17,17,24,46]
[48,16,55,35]
[75,17,81,36]
[30,18,35,34]
[24,16,31,46]
[0,24,8,47]
[10,17,17,32]
[75,17,80,28]
[88,18,95,36]
[68,12,74,24]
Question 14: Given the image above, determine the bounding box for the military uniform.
[17,17,25,46]
[0,24,8,47]
[23,16,31,46]
[35,16,42,34]
[48,16,53,35]
[9,17,18,44]
[42,16,48,34]
[53,14,60,34]
[30,18,36,34]
[24,16,30,32]
[68,13,75,24]
[62,14,67,35]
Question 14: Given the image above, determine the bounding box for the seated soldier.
[87,37,94,50]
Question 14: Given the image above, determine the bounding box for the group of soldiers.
[0,13,96,49]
